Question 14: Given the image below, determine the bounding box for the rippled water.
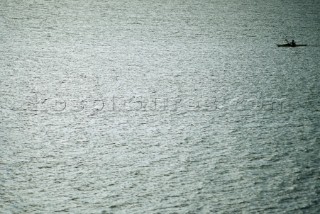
[1,0,319,213]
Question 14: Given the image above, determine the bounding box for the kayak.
[277,44,307,47]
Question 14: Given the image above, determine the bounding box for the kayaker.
[291,40,296,47]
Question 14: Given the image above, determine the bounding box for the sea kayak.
[277,44,307,47]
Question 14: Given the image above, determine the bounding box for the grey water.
[0,0,319,213]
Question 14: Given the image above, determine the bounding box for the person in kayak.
[291,40,296,47]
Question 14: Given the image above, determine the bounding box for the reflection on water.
[1,0,319,213]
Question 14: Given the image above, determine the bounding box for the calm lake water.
[1,0,319,213]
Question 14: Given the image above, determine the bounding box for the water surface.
[1,0,319,213]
